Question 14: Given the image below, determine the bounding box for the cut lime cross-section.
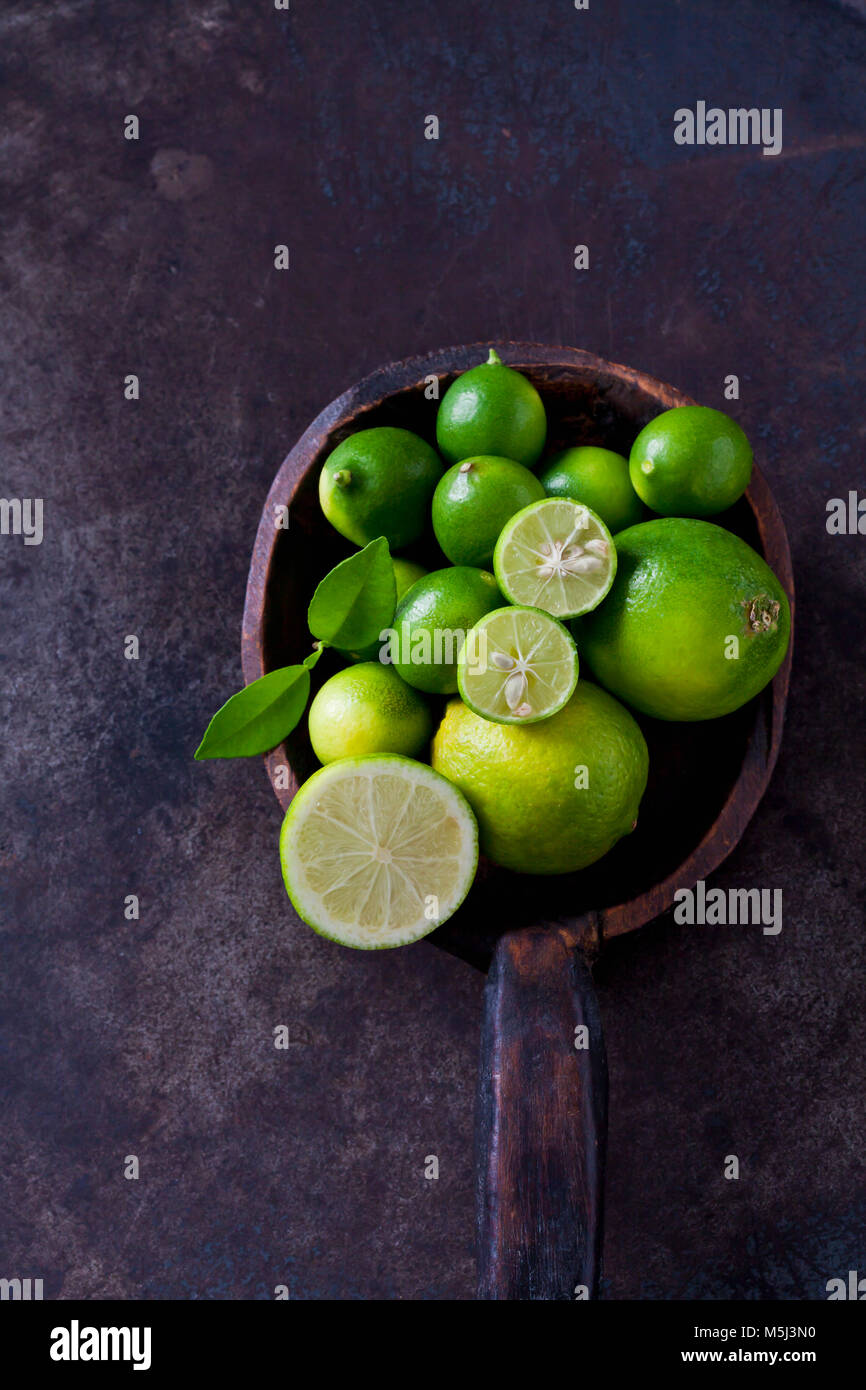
[493,497,617,618]
[279,755,478,948]
[457,606,579,725]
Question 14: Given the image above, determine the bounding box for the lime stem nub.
[486,349,502,366]
[745,594,780,634]
[333,469,352,488]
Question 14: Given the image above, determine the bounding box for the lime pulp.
[493,498,617,618]
[457,606,579,724]
[280,755,478,948]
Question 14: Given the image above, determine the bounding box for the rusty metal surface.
[1,0,865,1299]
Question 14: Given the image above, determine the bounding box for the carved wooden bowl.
[242,343,794,1300]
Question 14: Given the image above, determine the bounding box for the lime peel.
[432,683,648,876]
[577,517,790,721]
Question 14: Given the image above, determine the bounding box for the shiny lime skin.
[389,566,502,694]
[319,426,443,549]
[575,518,790,721]
[539,446,643,534]
[436,350,547,469]
[432,455,545,567]
[629,406,752,518]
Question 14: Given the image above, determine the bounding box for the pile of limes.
[283,350,790,947]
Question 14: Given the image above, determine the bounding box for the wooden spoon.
[242,343,794,1300]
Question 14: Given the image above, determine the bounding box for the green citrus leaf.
[307,536,396,651]
[303,643,325,670]
[194,665,310,759]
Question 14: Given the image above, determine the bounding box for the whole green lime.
[539,446,643,534]
[308,662,433,764]
[575,518,790,721]
[436,350,547,469]
[388,566,502,694]
[344,557,429,662]
[319,426,443,549]
[629,406,752,517]
[431,682,648,874]
[432,455,545,567]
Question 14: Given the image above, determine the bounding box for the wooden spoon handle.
[475,923,608,1300]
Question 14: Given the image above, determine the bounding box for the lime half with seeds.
[280,755,478,948]
[457,606,579,724]
[493,498,616,618]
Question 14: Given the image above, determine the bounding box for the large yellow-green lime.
[431,682,648,875]
[308,662,433,764]
[575,518,790,721]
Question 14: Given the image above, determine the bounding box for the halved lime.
[493,498,616,618]
[457,606,579,724]
[280,755,478,948]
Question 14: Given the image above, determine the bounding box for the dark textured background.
[2,0,865,1300]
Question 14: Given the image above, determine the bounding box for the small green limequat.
[319,426,443,550]
[432,455,545,568]
[389,566,502,694]
[628,406,752,518]
[493,498,617,619]
[457,605,579,725]
[436,350,547,469]
[539,446,643,534]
